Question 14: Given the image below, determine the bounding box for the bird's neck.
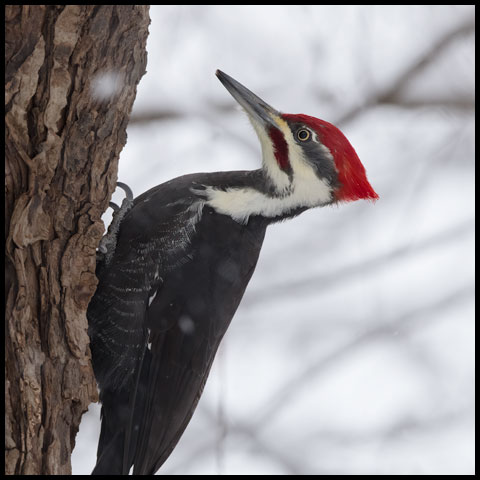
[200,168,331,225]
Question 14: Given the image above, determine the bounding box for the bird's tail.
[92,401,129,475]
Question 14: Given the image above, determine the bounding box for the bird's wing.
[89,192,204,386]
[130,267,223,475]
[131,323,220,474]
[129,215,267,474]
[88,191,205,474]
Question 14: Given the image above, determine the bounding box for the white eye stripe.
[309,129,320,143]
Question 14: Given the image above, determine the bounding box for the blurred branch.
[335,17,475,126]
[129,108,183,124]
[250,283,474,429]
[164,405,318,476]
[164,417,313,475]
[129,106,259,154]
[379,98,474,112]
[300,405,473,445]
[244,218,474,308]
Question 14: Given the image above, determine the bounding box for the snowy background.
[73,5,475,475]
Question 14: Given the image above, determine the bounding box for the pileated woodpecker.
[88,70,378,475]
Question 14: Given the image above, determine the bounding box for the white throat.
[201,171,332,224]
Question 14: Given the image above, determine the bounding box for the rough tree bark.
[5,5,150,475]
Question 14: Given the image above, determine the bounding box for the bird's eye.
[297,129,310,142]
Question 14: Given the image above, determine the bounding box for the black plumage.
[89,170,276,474]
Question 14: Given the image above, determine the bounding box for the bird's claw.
[97,182,135,266]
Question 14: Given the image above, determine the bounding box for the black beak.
[216,70,280,128]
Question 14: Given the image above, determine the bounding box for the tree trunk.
[5,5,150,475]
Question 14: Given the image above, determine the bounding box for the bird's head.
[216,70,378,208]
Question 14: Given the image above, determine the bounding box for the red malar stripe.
[268,126,291,173]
